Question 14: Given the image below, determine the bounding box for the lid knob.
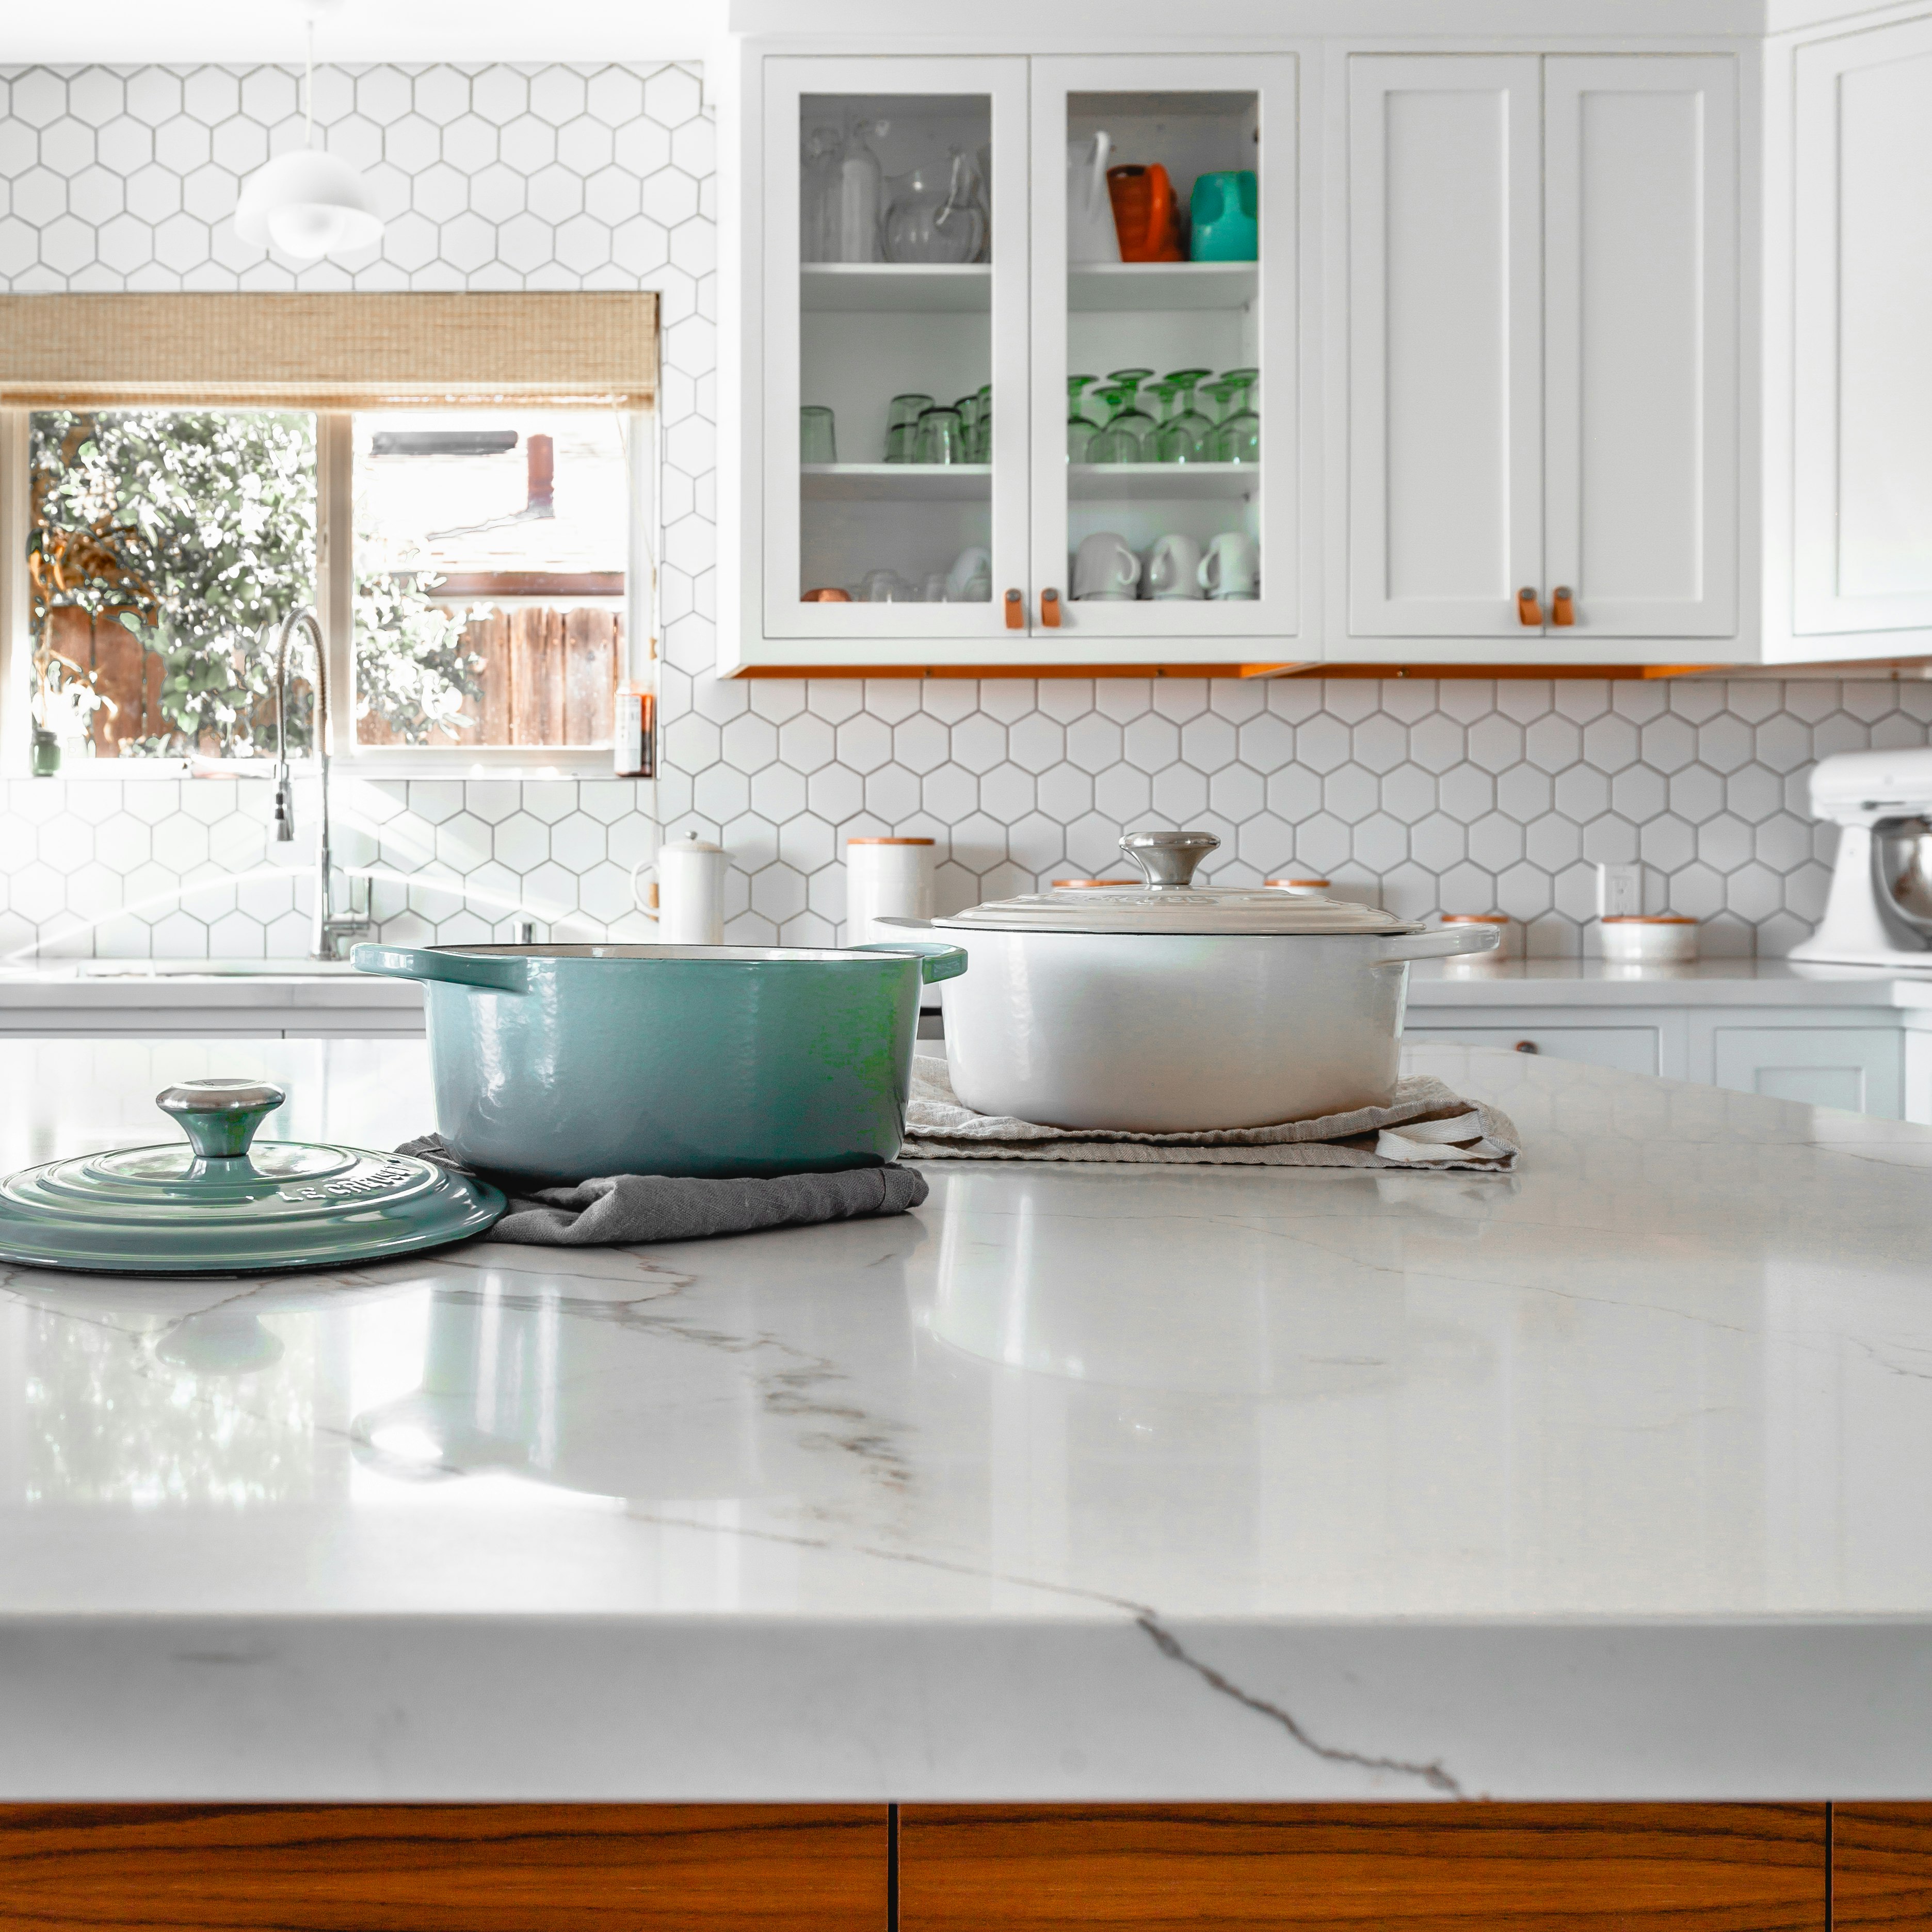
[156,1079,286,1158]
[1119,829,1220,891]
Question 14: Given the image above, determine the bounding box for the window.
[353,411,632,751]
[0,291,659,777]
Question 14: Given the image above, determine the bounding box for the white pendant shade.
[236,149,382,260]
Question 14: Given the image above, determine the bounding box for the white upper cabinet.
[1793,16,1932,640]
[1028,55,1300,646]
[1346,56,1543,640]
[719,9,1932,675]
[723,45,1302,672]
[1344,52,1739,651]
[1543,57,1738,641]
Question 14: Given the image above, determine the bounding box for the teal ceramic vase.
[1189,170,1258,262]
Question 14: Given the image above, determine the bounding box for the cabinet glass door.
[1029,56,1298,646]
[763,57,1028,651]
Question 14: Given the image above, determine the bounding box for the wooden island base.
[0,1802,1923,1930]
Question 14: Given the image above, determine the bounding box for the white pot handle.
[1371,924,1501,964]
[629,858,660,921]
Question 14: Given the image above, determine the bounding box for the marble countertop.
[2,1035,1932,1804]
[1406,955,1932,1004]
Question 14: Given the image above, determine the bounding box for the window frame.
[0,402,658,781]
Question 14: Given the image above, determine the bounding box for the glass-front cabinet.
[734,52,1300,670]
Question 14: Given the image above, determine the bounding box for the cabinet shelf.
[802,463,992,501]
[1068,462,1255,500]
[800,264,991,312]
[1068,262,1258,312]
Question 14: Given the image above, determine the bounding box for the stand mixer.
[1791,748,1932,967]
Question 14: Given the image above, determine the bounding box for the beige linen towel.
[901,1054,1520,1171]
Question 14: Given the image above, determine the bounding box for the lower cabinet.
[1834,1804,1932,1927]
[0,1804,888,1932]
[898,1805,1827,1932]
[1403,1024,1662,1075]
[1710,1027,1905,1117]
[9,1800,1928,1928]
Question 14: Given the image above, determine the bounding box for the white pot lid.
[933,832,1423,936]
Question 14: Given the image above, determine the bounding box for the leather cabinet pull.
[1040,588,1062,629]
[1517,586,1543,627]
[1004,589,1024,630]
[1551,586,1575,626]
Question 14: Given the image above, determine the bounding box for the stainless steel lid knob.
[156,1079,286,1158]
[1119,829,1220,891]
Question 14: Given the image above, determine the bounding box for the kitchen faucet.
[261,606,372,961]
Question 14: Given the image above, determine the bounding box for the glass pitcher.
[882,148,988,265]
[800,125,841,263]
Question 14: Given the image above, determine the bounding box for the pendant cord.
[303,20,314,147]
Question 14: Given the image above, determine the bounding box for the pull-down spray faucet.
[261,606,372,961]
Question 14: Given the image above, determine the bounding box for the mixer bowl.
[1877,818,1932,936]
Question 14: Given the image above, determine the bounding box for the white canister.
[1598,914,1699,964]
[847,837,935,945]
[632,831,729,945]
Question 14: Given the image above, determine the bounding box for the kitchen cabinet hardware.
[1515,1039,1540,1053]
[1552,586,1575,625]
[1517,588,1543,626]
[1039,588,1062,628]
[1004,589,1024,629]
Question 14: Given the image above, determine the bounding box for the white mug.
[847,837,935,946]
[1199,531,1260,600]
[945,545,991,602]
[1073,530,1140,601]
[632,830,728,945]
[1146,533,1204,601]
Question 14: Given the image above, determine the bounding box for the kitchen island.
[0,1032,1928,1805]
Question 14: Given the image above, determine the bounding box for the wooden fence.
[44,603,620,756]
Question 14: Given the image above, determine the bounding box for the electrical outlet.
[1598,862,1642,919]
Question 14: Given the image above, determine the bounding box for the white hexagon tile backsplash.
[3,64,1929,960]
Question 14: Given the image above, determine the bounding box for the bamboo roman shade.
[0,292,657,408]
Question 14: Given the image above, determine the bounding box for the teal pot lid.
[0,1078,505,1276]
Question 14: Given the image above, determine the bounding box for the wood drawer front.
[1834,1804,1932,1926]
[0,1804,887,1932]
[899,1804,1826,1932]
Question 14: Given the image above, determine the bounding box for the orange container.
[1105,164,1184,262]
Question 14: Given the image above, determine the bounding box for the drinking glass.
[859,568,913,601]
[1214,368,1261,465]
[1086,383,1152,464]
[1067,374,1100,462]
[1153,368,1215,463]
[800,405,837,464]
[883,392,933,463]
[914,406,966,464]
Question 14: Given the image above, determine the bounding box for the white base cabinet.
[721,1,1932,674]
[1405,1000,1932,1121]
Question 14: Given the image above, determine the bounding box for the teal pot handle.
[853,939,969,984]
[351,943,532,994]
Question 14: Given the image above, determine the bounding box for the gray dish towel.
[397,1136,928,1246]
[900,1055,1521,1171]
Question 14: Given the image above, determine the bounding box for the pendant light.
[235,14,383,260]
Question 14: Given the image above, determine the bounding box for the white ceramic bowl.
[1599,915,1699,963]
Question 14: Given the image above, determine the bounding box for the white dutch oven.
[894,830,1498,1132]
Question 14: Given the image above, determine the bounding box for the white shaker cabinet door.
[1794,18,1932,637]
[1543,57,1738,640]
[1346,56,1543,639]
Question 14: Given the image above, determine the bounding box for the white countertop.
[1407,955,1932,1005]
[2,1035,1932,1804]
[0,961,420,1009]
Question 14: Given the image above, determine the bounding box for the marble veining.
[2,1036,1932,1800]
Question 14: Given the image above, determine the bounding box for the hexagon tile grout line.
[4,63,1932,959]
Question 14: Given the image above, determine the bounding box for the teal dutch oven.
[351,939,966,1188]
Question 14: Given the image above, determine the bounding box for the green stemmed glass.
[1068,374,1100,462]
[1214,368,1261,465]
[1087,383,1151,464]
[1154,367,1216,463]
